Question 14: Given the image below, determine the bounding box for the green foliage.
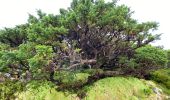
[27,10,68,46]
[28,45,54,78]
[59,0,161,70]
[150,69,170,89]
[54,71,89,84]
[0,2,167,99]
[0,50,19,72]
[17,42,36,59]
[0,42,35,76]
[143,88,152,96]
[0,43,10,51]
[0,42,55,79]
[0,80,25,100]
[166,50,170,67]
[0,24,28,47]
[135,45,168,68]
[0,0,164,88]
[17,80,77,100]
[118,56,139,69]
[117,46,167,76]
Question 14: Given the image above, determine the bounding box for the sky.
[0,0,169,49]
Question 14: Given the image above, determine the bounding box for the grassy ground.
[83,77,157,100]
[16,76,163,100]
[17,81,78,100]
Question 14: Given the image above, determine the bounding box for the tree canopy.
[0,0,166,81]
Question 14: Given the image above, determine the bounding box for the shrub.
[118,56,139,69]
[54,71,89,84]
[28,45,54,79]
[135,45,168,69]
[0,80,25,100]
[150,69,170,89]
[166,50,170,67]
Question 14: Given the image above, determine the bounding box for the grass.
[83,77,156,100]
[2,69,169,100]
[17,80,77,100]
[16,76,162,100]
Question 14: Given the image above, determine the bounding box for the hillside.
[16,77,167,100]
[0,0,169,100]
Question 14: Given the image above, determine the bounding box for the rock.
[143,80,166,100]
[153,87,162,94]
[10,77,16,80]
[143,80,157,87]
[152,87,163,100]
[4,73,11,78]
[165,96,170,99]
[0,73,5,82]
[0,77,5,82]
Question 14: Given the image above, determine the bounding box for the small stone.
[166,96,170,99]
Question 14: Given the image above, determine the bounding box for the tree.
[58,0,161,70]
[0,0,163,81]
[28,45,54,79]
[0,50,19,78]
[135,45,167,68]
[166,50,170,67]
[0,24,28,47]
[133,45,168,77]
[0,42,35,79]
[27,10,68,48]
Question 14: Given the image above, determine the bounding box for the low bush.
[135,45,168,68]
[54,71,89,84]
[0,80,25,100]
[166,50,170,67]
[150,68,170,94]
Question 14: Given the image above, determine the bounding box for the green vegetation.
[135,45,167,68]
[84,77,156,100]
[16,77,164,100]
[54,71,89,84]
[0,0,163,81]
[166,50,170,67]
[0,80,25,100]
[0,0,169,99]
[17,81,77,100]
[150,68,170,94]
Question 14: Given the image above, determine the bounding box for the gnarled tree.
[0,0,163,81]
[58,0,160,70]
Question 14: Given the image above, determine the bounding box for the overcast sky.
[0,0,169,49]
